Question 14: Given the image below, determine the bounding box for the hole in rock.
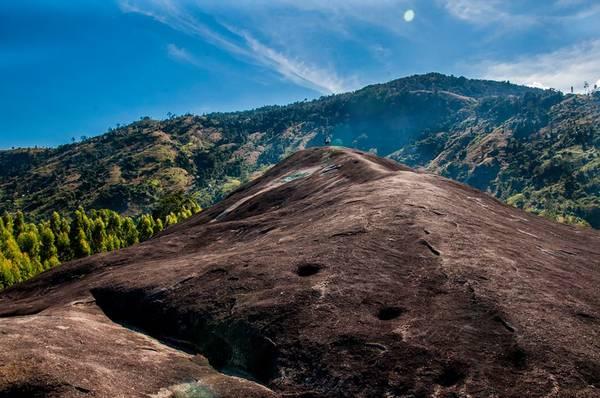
[296,263,321,277]
[90,288,278,385]
[576,312,596,321]
[377,306,405,321]
[505,346,527,370]
[0,383,68,398]
[576,360,600,387]
[435,364,466,387]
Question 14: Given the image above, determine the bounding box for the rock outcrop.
[1,148,598,397]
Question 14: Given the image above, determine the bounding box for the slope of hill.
[391,90,600,227]
[0,73,598,226]
[0,148,598,397]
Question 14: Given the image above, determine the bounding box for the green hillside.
[1,73,598,227]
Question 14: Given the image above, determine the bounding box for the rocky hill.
[0,148,598,397]
[0,73,598,226]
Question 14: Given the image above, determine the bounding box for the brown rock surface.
[1,147,599,397]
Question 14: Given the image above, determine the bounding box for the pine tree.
[40,226,59,268]
[138,215,155,241]
[56,231,72,261]
[105,234,120,251]
[155,218,164,232]
[0,252,15,289]
[91,218,108,253]
[107,211,122,235]
[14,211,25,236]
[70,208,92,258]
[121,217,139,246]
[50,211,68,236]
[73,229,91,258]
[2,212,14,235]
[0,228,24,281]
[50,211,61,234]
[17,228,41,260]
[165,212,178,227]
[49,211,71,260]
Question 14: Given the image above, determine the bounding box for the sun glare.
[404,9,415,22]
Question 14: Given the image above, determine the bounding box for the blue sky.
[1,0,599,149]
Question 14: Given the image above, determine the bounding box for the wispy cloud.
[442,0,507,24]
[118,0,353,94]
[119,0,599,95]
[442,0,600,26]
[476,40,600,93]
[167,44,202,67]
[234,29,350,94]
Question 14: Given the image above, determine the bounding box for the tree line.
[0,195,201,290]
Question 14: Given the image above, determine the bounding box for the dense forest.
[0,193,201,290]
[0,73,598,227]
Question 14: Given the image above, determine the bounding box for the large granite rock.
[1,148,598,397]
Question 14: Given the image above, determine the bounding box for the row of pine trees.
[0,199,201,289]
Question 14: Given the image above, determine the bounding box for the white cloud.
[118,0,354,94]
[441,0,600,27]
[477,40,600,93]
[526,82,550,90]
[167,44,201,67]
[239,32,350,94]
[120,0,250,59]
[440,0,535,29]
[443,0,505,23]
[203,0,417,40]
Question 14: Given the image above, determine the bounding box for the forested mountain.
[1,73,598,227]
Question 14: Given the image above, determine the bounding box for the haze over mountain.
[1,147,598,397]
[1,74,598,227]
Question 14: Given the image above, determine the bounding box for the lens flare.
[404,9,415,22]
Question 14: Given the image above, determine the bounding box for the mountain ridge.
[0,73,597,226]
